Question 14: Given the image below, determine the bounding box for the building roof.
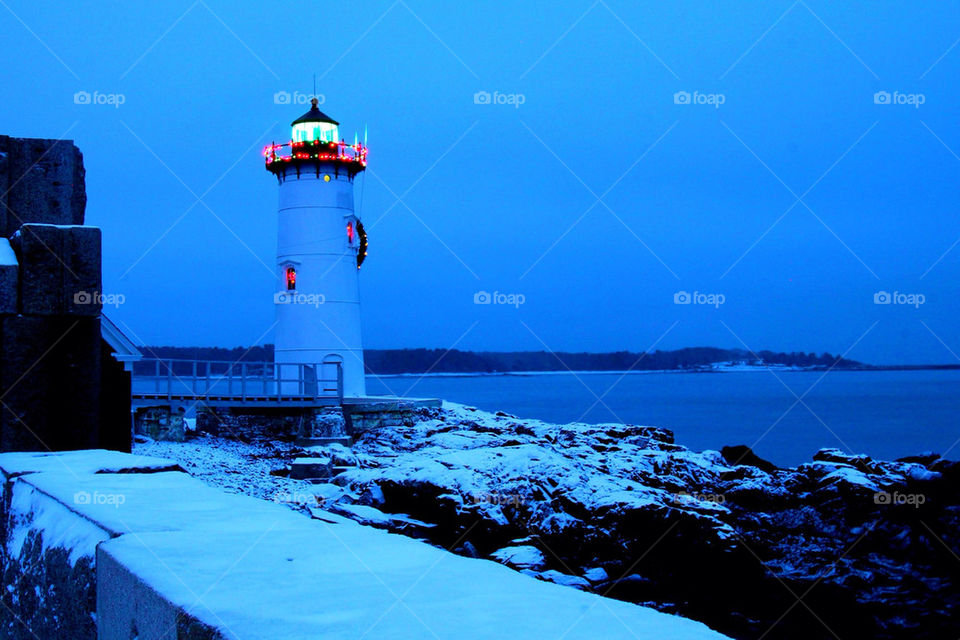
[101,314,142,367]
[291,98,339,127]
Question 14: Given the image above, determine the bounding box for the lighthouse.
[264,98,369,398]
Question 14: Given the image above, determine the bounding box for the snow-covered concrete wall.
[0,451,182,639]
[0,450,730,640]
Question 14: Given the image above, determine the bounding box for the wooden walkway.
[131,358,343,408]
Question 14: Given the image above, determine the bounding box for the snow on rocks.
[135,404,960,640]
[2,449,732,640]
[490,545,546,570]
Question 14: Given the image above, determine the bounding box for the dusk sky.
[3,1,959,364]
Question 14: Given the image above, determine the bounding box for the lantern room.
[291,98,339,143]
[263,98,368,179]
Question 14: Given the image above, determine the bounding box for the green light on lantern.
[292,121,339,144]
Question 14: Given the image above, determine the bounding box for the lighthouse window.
[285,266,297,290]
[346,222,354,244]
[292,122,339,144]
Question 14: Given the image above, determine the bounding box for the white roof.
[101,314,142,361]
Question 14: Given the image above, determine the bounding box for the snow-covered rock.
[136,404,960,640]
[490,545,546,570]
[3,449,731,640]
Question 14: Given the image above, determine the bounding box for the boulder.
[289,457,333,480]
[720,444,778,473]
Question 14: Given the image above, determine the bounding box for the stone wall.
[0,136,86,238]
[0,135,130,454]
[343,400,440,433]
[194,406,345,442]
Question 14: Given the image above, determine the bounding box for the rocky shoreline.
[138,404,959,639]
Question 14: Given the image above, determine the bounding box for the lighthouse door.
[322,355,343,396]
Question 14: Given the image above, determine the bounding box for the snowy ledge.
[0,449,729,639]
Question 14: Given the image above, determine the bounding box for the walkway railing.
[131,358,343,405]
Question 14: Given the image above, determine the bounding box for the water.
[365,369,960,467]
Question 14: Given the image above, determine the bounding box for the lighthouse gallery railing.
[131,358,343,404]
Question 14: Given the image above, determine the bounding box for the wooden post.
[241,363,247,401]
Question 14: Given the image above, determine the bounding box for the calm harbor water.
[366,369,960,467]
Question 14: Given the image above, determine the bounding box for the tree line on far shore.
[141,345,862,374]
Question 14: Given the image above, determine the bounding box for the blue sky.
[2,1,959,364]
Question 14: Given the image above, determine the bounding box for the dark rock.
[721,444,778,473]
[812,448,877,473]
[897,452,940,466]
[329,405,960,640]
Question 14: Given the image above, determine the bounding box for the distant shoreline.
[142,345,960,377]
[371,364,960,379]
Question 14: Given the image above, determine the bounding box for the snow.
[583,567,609,583]
[17,470,307,539]
[7,479,111,565]
[0,238,17,266]
[6,448,730,639]
[101,522,728,640]
[126,404,955,638]
[0,449,180,479]
[536,570,592,590]
[490,545,546,570]
[813,462,881,492]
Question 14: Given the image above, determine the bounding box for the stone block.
[133,406,184,442]
[13,223,101,316]
[289,456,333,480]
[0,238,17,314]
[0,136,86,237]
[0,315,101,451]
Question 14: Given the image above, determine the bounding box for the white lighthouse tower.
[265,98,369,398]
